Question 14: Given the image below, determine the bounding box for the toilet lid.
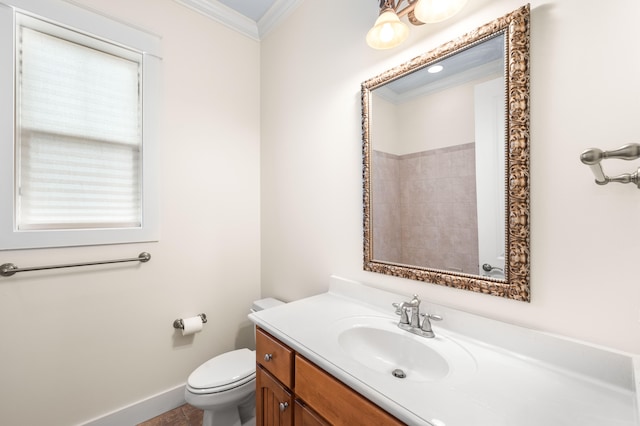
[187,348,256,391]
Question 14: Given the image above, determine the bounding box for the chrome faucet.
[392,295,442,338]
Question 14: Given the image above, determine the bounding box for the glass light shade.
[413,0,467,23]
[366,10,409,50]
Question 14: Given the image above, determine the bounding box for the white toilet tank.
[250,297,284,313]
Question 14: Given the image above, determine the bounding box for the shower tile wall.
[372,144,479,274]
[372,150,402,262]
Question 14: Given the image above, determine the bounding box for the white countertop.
[249,276,639,426]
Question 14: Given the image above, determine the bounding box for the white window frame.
[0,0,161,250]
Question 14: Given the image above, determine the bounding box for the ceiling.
[174,0,303,41]
[377,34,505,103]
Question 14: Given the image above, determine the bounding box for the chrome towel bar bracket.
[581,143,640,188]
[173,313,207,329]
[0,252,151,277]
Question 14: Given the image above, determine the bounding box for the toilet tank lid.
[251,297,284,312]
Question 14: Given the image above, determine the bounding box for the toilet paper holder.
[173,313,207,330]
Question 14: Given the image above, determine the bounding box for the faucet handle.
[392,302,410,324]
[419,313,443,335]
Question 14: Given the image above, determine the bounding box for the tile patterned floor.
[137,404,203,426]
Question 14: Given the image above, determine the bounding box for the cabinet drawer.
[256,328,294,388]
[295,355,404,426]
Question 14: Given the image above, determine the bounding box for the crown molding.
[257,0,303,39]
[174,0,302,41]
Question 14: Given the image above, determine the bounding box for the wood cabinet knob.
[264,353,273,362]
[279,402,289,412]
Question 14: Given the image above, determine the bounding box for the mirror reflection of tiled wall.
[372,143,478,274]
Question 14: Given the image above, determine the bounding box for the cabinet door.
[294,401,330,426]
[257,366,293,426]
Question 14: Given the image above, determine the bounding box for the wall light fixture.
[366,0,467,49]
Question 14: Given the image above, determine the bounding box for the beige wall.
[0,1,261,425]
[261,0,640,355]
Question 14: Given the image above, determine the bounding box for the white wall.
[372,81,478,155]
[0,1,261,425]
[261,0,640,355]
[370,93,400,154]
[398,79,476,153]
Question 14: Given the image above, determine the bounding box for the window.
[0,0,161,249]
[18,19,143,230]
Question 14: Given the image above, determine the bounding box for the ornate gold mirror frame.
[362,5,530,301]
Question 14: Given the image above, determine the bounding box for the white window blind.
[17,23,143,230]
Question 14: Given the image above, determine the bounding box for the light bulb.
[414,0,467,24]
[366,10,409,49]
[379,23,395,43]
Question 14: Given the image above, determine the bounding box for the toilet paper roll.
[181,316,204,336]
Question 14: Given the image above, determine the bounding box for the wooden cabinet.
[256,366,293,426]
[294,400,330,426]
[295,355,403,426]
[256,326,294,388]
[255,327,405,426]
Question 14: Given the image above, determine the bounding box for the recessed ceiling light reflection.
[428,64,444,73]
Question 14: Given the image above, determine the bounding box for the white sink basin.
[339,325,450,381]
[332,316,476,383]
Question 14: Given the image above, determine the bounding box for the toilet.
[184,298,284,426]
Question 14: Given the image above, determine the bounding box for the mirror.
[362,5,530,301]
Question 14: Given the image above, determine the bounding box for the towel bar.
[580,143,640,188]
[0,252,151,277]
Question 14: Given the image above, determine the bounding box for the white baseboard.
[82,384,186,426]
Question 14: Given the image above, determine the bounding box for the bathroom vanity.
[249,276,639,426]
[256,328,402,425]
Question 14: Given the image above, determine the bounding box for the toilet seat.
[187,348,256,395]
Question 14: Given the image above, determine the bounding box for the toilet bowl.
[184,298,284,426]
